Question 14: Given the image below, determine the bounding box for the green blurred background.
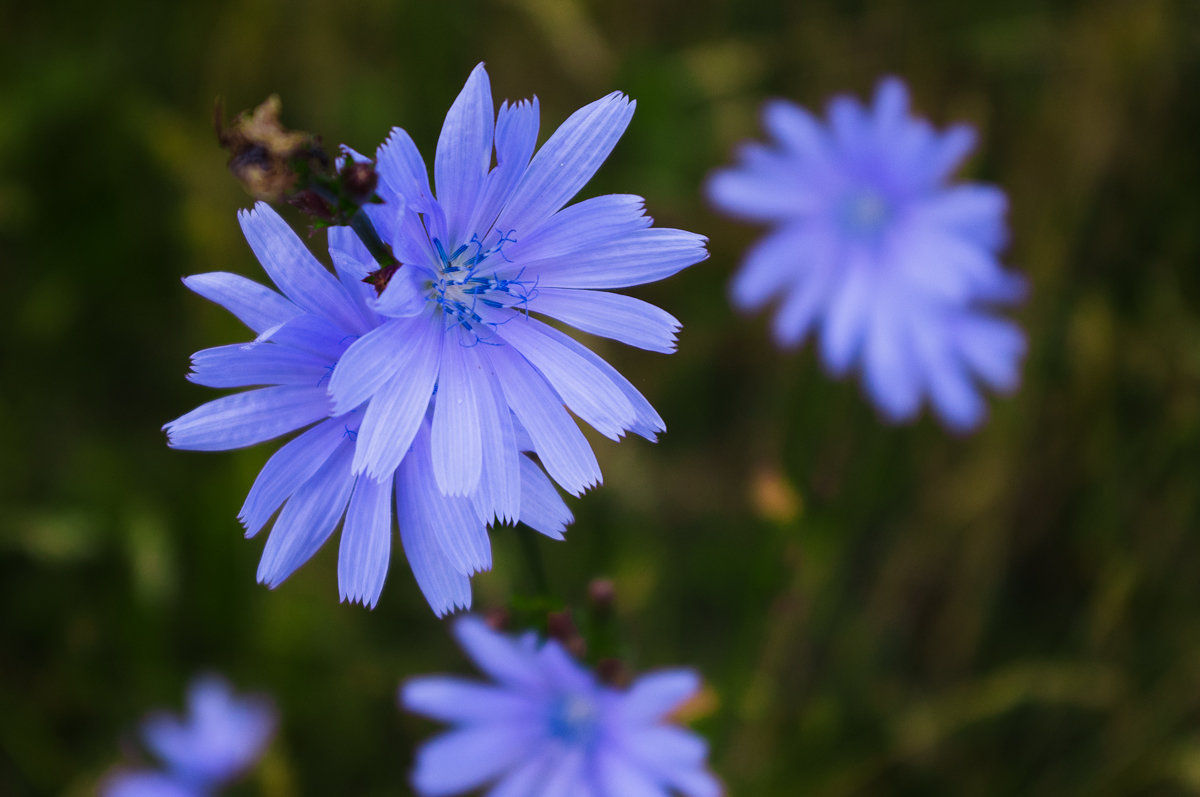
[3,0,1200,794]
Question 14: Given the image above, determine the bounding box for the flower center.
[547,693,600,747]
[837,187,892,239]
[426,230,535,338]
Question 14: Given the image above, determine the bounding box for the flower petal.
[410,725,536,797]
[489,345,601,496]
[401,676,537,725]
[432,327,484,496]
[495,317,635,441]
[182,272,300,334]
[256,441,356,588]
[499,92,635,233]
[435,63,495,243]
[617,670,700,724]
[352,320,442,479]
[328,315,422,415]
[470,354,522,525]
[498,194,649,265]
[530,288,680,353]
[186,343,330,389]
[406,424,491,577]
[239,417,350,536]
[452,616,544,690]
[523,227,708,290]
[516,455,571,540]
[396,464,473,617]
[469,97,540,236]
[338,474,393,608]
[164,386,332,451]
[237,203,362,332]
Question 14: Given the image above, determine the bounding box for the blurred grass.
[2,0,1200,794]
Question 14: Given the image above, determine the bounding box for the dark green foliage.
[2,0,1199,794]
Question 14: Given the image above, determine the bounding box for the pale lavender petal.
[468,97,540,236]
[729,224,829,312]
[435,63,495,243]
[819,254,873,375]
[411,726,536,797]
[617,670,700,724]
[483,755,554,797]
[517,455,571,540]
[452,616,544,690]
[406,424,491,577]
[862,307,922,423]
[528,323,665,441]
[495,317,636,440]
[401,677,538,725]
[142,675,275,786]
[489,345,601,496]
[525,228,708,290]
[329,315,423,415]
[353,321,442,479]
[182,272,300,334]
[396,464,473,616]
[499,92,635,232]
[256,442,355,588]
[101,771,198,797]
[377,127,434,208]
[163,386,332,451]
[469,354,522,525]
[595,750,669,797]
[432,327,484,496]
[530,288,680,353]
[255,313,351,361]
[499,194,649,265]
[186,343,330,389]
[237,203,362,332]
[338,474,392,608]
[239,417,350,537]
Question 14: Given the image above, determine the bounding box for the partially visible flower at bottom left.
[101,675,276,797]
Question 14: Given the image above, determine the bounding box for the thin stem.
[349,207,397,268]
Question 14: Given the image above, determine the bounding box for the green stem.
[348,207,397,267]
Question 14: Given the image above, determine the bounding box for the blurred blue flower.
[329,62,707,512]
[164,205,572,614]
[102,675,275,797]
[708,77,1026,430]
[401,616,722,797]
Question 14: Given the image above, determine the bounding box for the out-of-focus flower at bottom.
[401,615,722,797]
[101,675,276,797]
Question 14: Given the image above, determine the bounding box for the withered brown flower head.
[215,95,327,202]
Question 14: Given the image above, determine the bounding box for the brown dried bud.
[216,95,327,201]
[546,609,586,659]
[362,263,402,296]
[596,657,632,687]
[287,188,334,221]
[484,606,511,632]
[341,160,379,203]
[586,578,616,614]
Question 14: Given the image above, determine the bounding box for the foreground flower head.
[164,207,572,614]
[102,675,275,797]
[401,616,722,797]
[331,62,707,513]
[708,77,1026,430]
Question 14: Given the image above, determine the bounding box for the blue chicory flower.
[164,205,573,614]
[328,62,708,514]
[707,77,1026,430]
[401,616,722,797]
[101,675,276,797]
